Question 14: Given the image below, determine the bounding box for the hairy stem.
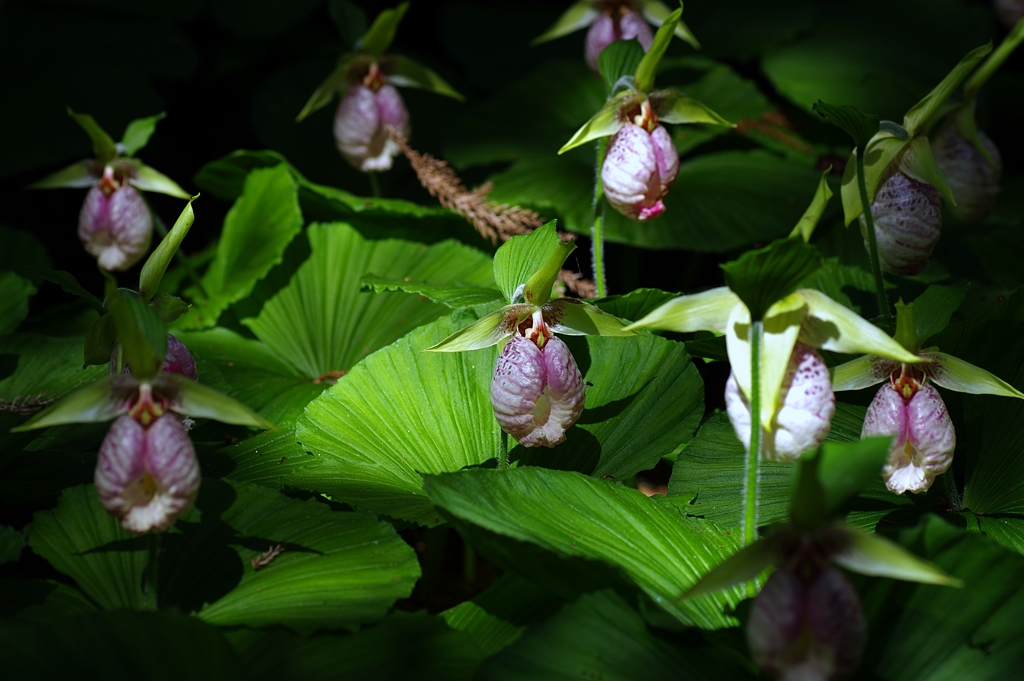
[499,430,509,470]
[856,150,892,332]
[592,137,608,298]
[144,532,160,611]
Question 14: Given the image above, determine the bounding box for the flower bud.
[931,121,1002,223]
[584,9,654,73]
[94,414,200,534]
[862,381,955,494]
[333,83,410,172]
[490,334,585,448]
[859,173,941,277]
[109,334,198,381]
[602,123,679,221]
[747,566,866,681]
[78,184,153,271]
[725,343,835,462]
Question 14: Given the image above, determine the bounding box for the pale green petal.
[543,299,638,337]
[899,136,956,206]
[683,539,776,601]
[624,287,738,334]
[129,165,190,199]
[531,0,598,45]
[922,351,1024,399]
[831,355,895,391]
[797,289,921,363]
[423,305,531,352]
[558,91,632,154]
[10,377,127,431]
[790,168,834,242]
[169,375,273,429]
[840,135,907,225]
[27,160,96,189]
[760,294,805,430]
[831,524,963,587]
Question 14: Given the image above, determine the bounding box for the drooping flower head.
[30,110,190,272]
[490,313,585,448]
[297,2,462,174]
[931,118,1002,223]
[859,171,942,277]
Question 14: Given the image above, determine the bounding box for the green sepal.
[423,305,532,353]
[120,112,165,157]
[105,277,166,380]
[720,236,822,322]
[964,20,1024,99]
[648,88,733,126]
[493,221,563,302]
[558,90,632,154]
[789,168,834,242]
[36,269,104,313]
[899,136,956,206]
[139,196,197,302]
[633,5,681,93]
[894,300,919,354]
[641,0,700,49]
[384,54,464,101]
[830,354,890,392]
[812,100,879,151]
[542,298,638,337]
[27,161,95,190]
[523,237,576,306]
[816,438,892,514]
[921,351,1024,399]
[903,42,991,136]
[797,288,921,364]
[84,313,117,367]
[129,164,190,199]
[840,133,906,225]
[359,1,409,56]
[10,376,127,432]
[166,374,272,428]
[624,286,737,334]
[296,54,360,122]
[831,524,963,587]
[149,293,190,324]
[683,538,775,600]
[68,108,118,164]
[530,0,598,45]
[599,40,645,94]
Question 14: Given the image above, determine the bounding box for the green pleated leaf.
[0,271,35,335]
[212,427,315,488]
[912,283,968,344]
[119,112,165,157]
[598,40,645,94]
[721,236,822,321]
[226,611,483,681]
[243,222,494,378]
[0,334,109,422]
[174,327,326,426]
[515,333,704,481]
[0,610,245,680]
[493,221,563,303]
[25,484,148,610]
[360,274,503,308]
[423,467,747,629]
[477,590,744,681]
[293,309,502,525]
[666,404,868,528]
[180,165,302,330]
[0,524,25,565]
[857,515,1024,680]
[160,480,420,633]
[812,100,880,150]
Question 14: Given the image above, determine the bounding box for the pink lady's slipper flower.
[490,321,585,448]
[334,64,411,172]
[602,100,679,221]
[726,342,835,462]
[584,6,654,73]
[859,173,941,277]
[834,300,1024,494]
[79,168,153,271]
[931,121,1002,223]
[95,413,200,534]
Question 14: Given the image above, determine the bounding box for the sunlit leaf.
[625,287,737,334]
[360,275,503,309]
[0,334,108,419]
[721,236,822,321]
[598,40,645,94]
[493,222,562,302]
[423,467,747,629]
[790,168,834,242]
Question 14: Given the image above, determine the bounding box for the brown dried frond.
[0,393,54,415]
[557,269,596,299]
[388,126,543,243]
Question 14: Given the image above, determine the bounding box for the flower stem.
[592,138,609,299]
[743,320,763,597]
[856,150,893,333]
[144,532,160,611]
[499,430,509,470]
[368,171,381,198]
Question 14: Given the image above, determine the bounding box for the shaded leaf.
[0,272,35,335]
[0,334,108,418]
[360,275,503,308]
[37,269,104,313]
[721,236,822,321]
[598,40,645,94]
[812,100,879,150]
[0,525,25,565]
[139,197,196,302]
